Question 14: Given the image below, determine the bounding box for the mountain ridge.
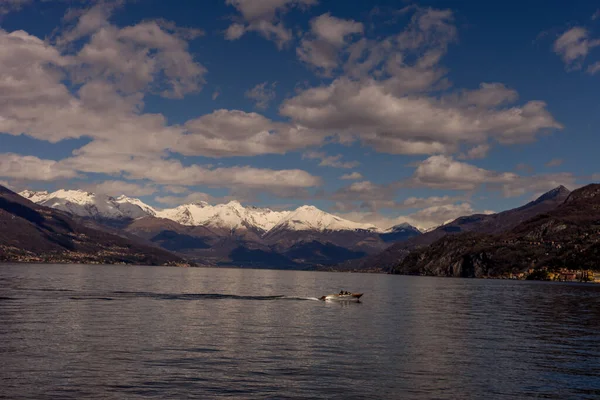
[392,183,600,277]
[19,189,397,235]
[17,187,417,269]
[7,185,580,271]
[0,186,190,266]
[333,185,571,271]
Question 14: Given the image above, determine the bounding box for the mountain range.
[19,190,379,234]
[17,188,418,268]
[7,184,592,274]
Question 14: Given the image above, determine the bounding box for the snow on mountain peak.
[386,222,421,233]
[50,189,97,204]
[114,195,157,217]
[155,200,290,232]
[190,201,209,207]
[296,205,319,212]
[269,205,378,233]
[20,189,152,220]
[19,190,49,203]
[19,188,384,234]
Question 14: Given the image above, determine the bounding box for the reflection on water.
[1,264,600,399]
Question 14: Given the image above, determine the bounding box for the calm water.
[1,264,600,399]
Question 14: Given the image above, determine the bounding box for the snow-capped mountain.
[379,222,422,243]
[19,190,50,204]
[15,187,418,269]
[19,189,153,220]
[384,222,422,233]
[116,195,157,217]
[155,201,290,232]
[267,205,378,234]
[19,189,377,234]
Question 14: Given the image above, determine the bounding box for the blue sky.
[0,0,599,229]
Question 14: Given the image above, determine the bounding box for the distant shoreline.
[2,262,599,284]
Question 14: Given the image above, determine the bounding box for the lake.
[1,264,600,399]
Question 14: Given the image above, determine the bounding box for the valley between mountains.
[4,183,600,278]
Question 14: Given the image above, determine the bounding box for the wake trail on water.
[280,296,321,301]
[75,291,323,302]
[19,288,324,302]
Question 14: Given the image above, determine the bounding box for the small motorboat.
[319,292,363,302]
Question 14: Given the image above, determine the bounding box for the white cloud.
[330,180,399,212]
[331,179,466,213]
[553,27,600,70]
[57,1,119,45]
[447,83,518,108]
[343,7,456,85]
[162,185,190,194]
[180,109,326,157]
[69,14,206,97]
[409,155,576,198]
[392,203,480,231]
[411,155,517,190]
[245,81,277,109]
[62,153,322,190]
[302,151,359,168]
[52,3,207,99]
[0,30,74,142]
[281,78,561,155]
[225,23,246,40]
[80,180,156,197]
[0,19,329,161]
[0,3,571,211]
[155,192,215,205]
[588,61,600,75]
[0,153,78,181]
[0,8,206,144]
[310,12,363,46]
[226,0,315,21]
[499,173,576,198]
[224,0,317,48]
[332,210,398,229]
[282,7,561,155]
[340,172,363,180]
[297,13,363,75]
[335,202,488,231]
[362,195,467,214]
[458,144,490,160]
[0,13,327,200]
[400,195,465,209]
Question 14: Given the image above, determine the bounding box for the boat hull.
[319,293,363,302]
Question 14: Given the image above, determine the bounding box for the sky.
[0,0,599,230]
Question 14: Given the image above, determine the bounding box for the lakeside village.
[0,245,192,267]
[503,267,600,283]
[493,238,600,282]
